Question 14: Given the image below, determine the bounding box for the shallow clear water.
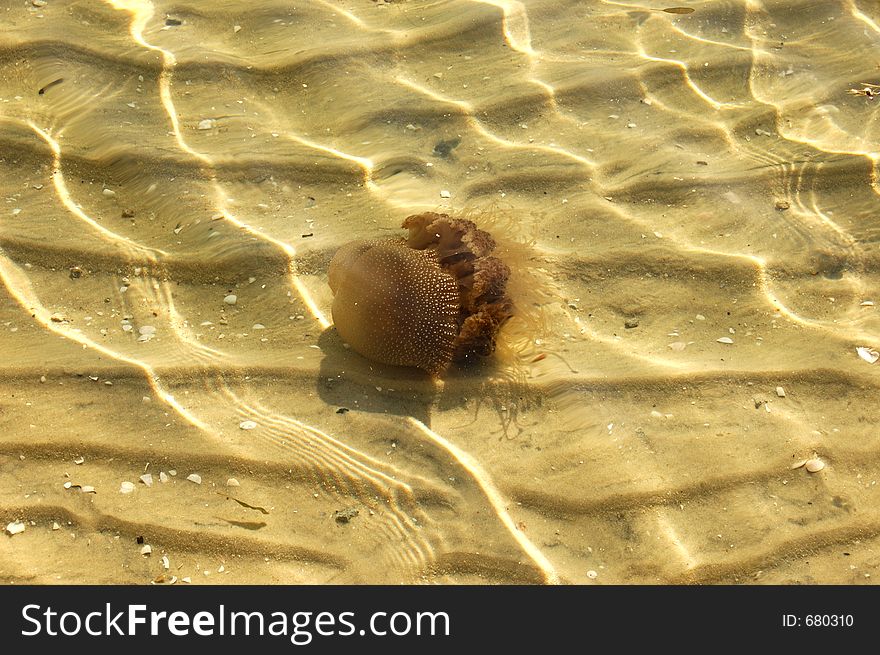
[1,0,879,584]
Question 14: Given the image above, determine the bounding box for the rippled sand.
[1,0,880,585]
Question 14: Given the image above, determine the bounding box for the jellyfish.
[328,212,514,376]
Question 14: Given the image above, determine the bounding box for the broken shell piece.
[140,473,153,487]
[226,478,240,487]
[161,555,170,570]
[716,337,734,344]
[805,458,825,473]
[81,485,96,494]
[239,420,257,430]
[159,472,169,483]
[5,521,26,536]
[856,347,879,364]
[120,481,135,494]
[186,473,202,484]
[73,456,85,465]
[775,386,786,398]
[140,544,152,556]
[791,459,808,470]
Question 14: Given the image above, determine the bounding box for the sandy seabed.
[1,0,880,585]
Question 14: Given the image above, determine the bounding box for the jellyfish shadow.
[315,327,442,426]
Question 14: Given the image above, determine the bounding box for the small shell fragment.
[161,555,170,570]
[197,119,214,130]
[586,570,598,579]
[119,481,135,494]
[140,473,153,487]
[791,459,808,470]
[856,347,879,364]
[73,456,85,465]
[775,386,785,398]
[186,473,202,484]
[805,458,825,473]
[5,521,26,536]
[226,478,240,487]
[716,337,734,344]
[439,189,451,198]
[239,420,257,430]
[140,544,152,556]
[159,472,169,483]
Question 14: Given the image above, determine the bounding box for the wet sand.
[1,0,880,584]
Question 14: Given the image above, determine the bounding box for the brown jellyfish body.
[328,212,514,376]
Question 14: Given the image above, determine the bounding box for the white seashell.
[186,473,202,484]
[716,337,734,344]
[856,347,879,364]
[119,481,135,494]
[805,458,825,473]
[5,521,26,536]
